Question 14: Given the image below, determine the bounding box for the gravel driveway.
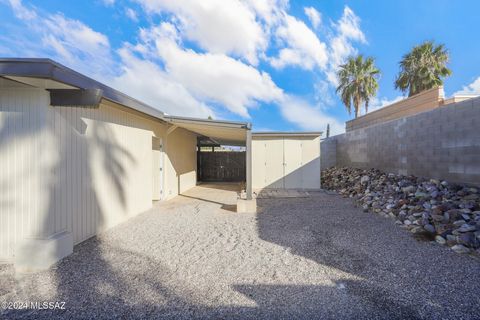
[1,184,479,319]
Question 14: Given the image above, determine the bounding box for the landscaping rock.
[360,175,370,185]
[424,224,435,234]
[321,167,480,252]
[451,244,471,254]
[435,236,446,245]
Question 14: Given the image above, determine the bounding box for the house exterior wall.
[0,88,197,263]
[0,88,56,262]
[323,96,480,186]
[252,135,321,190]
[164,127,197,198]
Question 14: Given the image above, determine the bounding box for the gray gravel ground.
[1,185,479,319]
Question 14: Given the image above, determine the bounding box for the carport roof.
[164,115,250,146]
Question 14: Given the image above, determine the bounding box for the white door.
[264,138,285,188]
[252,139,266,189]
[152,137,163,200]
[301,137,321,189]
[284,138,303,189]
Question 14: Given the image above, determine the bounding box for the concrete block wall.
[320,138,337,170]
[321,96,480,185]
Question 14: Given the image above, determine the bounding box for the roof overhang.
[0,58,165,120]
[165,115,250,146]
[253,131,322,137]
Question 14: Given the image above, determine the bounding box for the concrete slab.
[14,231,73,273]
[255,189,310,199]
[236,198,257,213]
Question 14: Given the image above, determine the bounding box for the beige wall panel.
[284,138,303,189]
[252,135,321,190]
[252,138,266,189]
[163,128,197,199]
[301,137,321,189]
[0,89,56,261]
[265,138,284,189]
[152,137,161,200]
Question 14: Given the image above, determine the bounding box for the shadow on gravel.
[3,192,479,319]
[254,195,480,320]
[2,238,416,320]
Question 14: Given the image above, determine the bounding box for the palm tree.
[395,41,451,97]
[336,55,380,118]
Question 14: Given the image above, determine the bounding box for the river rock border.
[321,167,480,255]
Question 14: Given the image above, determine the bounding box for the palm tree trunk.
[354,95,360,118]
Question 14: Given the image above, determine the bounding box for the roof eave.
[0,58,166,121]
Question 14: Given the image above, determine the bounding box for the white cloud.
[337,6,365,41]
[454,77,480,95]
[243,0,287,25]
[135,22,283,118]
[102,0,115,6]
[112,48,216,118]
[7,0,37,20]
[6,1,114,80]
[125,8,138,22]
[269,5,365,86]
[326,6,366,86]
[43,14,110,53]
[3,0,354,134]
[313,80,335,107]
[270,14,328,70]
[278,95,344,134]
[304,6,321,29]
[135,0,269,65]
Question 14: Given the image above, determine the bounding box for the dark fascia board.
[49,89,103,107]
[252,131,323,137]
[0,58,165,120]
[165,115,251,130]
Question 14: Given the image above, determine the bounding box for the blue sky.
[1,0,479,134]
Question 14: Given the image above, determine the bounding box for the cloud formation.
[304,6,321,30]
[135,0,270,65]
[270,13,328,70]
[3,0,365,133]
[454,77,480,95]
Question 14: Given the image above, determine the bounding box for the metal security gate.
[198,151,246,182]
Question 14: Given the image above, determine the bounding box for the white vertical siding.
[0,88,54,261]
[252,138,266,189]
[301,136,321,189]
[0,88,199,261]
[265,138,285,189]
[54,101,197,244]
[284,138,303,189]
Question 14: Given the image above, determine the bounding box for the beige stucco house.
[0,58,321,271]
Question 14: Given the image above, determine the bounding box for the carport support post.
[246,128,252,200]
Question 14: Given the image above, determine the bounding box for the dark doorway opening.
[197,139,246,182]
